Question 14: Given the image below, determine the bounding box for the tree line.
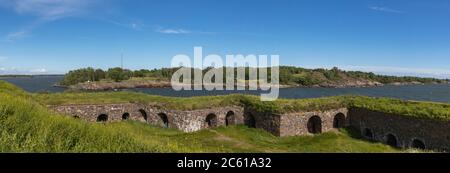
[59,66,448,86]
[59,67,180,86]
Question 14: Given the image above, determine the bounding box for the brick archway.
[97,114,108,122]
[139,109,148,121]
[363,128,374,140]
[307,115,322,134]
[333,113,346,128]
[245,112,256,128]
[122,112,130,120]
[206,113,218,128]
[385,134,398,147]
[226,111,235,126]
[411,139,426,150]
[158,113,169,128]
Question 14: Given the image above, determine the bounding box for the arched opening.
[206,113,218,128]
[385,134,398,147]
[73,115,80,119]
[122,113,130,120]
[97,114,108,122]
[333,113,346,128]
[158,113,169,128]
[139,109,148,121]
[225,111,235,126]
[307,116,322,134]
[363,128,374,140]
[244,112,256,128]
[411,139,426,150]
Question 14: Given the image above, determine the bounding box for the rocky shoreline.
[291,81,439,88]
[67,80,173,91]
[61,79,439,91]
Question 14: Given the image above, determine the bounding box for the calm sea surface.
[1,76,65,93]
[2,76,450,103]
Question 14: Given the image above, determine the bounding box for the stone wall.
[49,103,450,151]
[49,104,244,133]
[244,108,281,136]
[49,103,149,122]
[156,106,244,132]
[348,107,450,151]
[279,108,349,137]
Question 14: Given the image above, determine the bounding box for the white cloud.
[1,0,100,21]
[369,6,405,13]
[156,28,191,34]
[6,30,28,41]
[104,19,145,31]
[0,0,105,41]
[30,68,47,73]
[130,22,142,30]
[0,67,52,75]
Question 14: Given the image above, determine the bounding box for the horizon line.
[1,66,449,80]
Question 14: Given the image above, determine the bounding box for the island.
[57,66,449,91]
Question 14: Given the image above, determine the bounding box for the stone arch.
[206,113,218,128]
[122,112,130,120]
[363,128,374,140]
[158,113,169,128]
[244,112,256,128]
[139,109,148,121]
[97,114,108,122]
[333,113,346,128]
[307,115,322,134]
[411,139,426,150]
[385,133,398,147]
[225,111,235,126]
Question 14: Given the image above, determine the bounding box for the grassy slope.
[0,80,402,153]
[33,91,242,110]
[349,96,450,121]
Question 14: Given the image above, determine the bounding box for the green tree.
[107,67,131,82]
[94,69,106,81]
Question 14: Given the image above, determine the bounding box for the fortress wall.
[348,107,450,151]
[49,104,245,133]
[244,108,281,136]
[49,103,450,151]
[159,106,245,132]
[279,108,349,137]
[48,103,149,123]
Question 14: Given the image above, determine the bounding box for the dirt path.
[209,129,284,152]
[210,129,251,149]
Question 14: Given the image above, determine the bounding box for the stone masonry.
[49,104,244,133]
[49,103,450,151]
[279,108,349,137]
[349,107,450,152]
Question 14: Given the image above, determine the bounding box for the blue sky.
[0,0,450,78]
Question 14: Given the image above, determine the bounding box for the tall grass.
[0,92,157,152]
